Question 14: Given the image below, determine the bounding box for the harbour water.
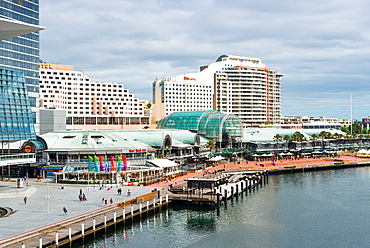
[82,167,370,248]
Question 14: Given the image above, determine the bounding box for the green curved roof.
[157,110,243,142]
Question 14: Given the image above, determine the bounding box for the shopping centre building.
[11,110,361,184]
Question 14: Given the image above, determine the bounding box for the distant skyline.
[40,0,370,120]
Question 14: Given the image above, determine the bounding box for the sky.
[39,0,370,120]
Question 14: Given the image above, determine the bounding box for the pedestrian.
[63,206,68,215]
[102,198,105,205]
[110,198,113,205]
[104,199,108,206]
[23,196,27,204]
[61,184,64,189]
[127,189,131,196]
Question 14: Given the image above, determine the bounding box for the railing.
[0,153,36,166]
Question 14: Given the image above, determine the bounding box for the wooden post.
[93,217,96,230]
[69,227,72,240]
[122,208,126,218]
[22,242,25,248]
[81,223,84,236]
[246,179,249,195]
[104,213,107,226]
[39,236,42,248]
[166,193,168,202]
[114,211,117,222]
[131,205,134,217]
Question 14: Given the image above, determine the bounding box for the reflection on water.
[82,167,370,248]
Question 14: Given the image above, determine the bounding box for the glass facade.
[157,110,243,142]
[0,68,36,141]
[0,0,41,133]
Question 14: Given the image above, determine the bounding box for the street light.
[46,180,50,213]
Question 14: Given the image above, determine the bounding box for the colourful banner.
[117,155,123,172]
[94,155,100,172]
[99,156,104,172]
[123,155,127,171]
[104,156,110,172]
[88,156,93,171]
[110,156,115,171]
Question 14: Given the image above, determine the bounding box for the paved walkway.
[155,155,370,187]
[0,180,158,240]
[0,154,368,241]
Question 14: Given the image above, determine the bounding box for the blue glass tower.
[0,68,36,141]
[0,0,41,133]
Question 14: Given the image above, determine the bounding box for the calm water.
[82,167,370,248]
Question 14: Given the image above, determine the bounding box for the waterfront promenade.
[0,180,160,243]
[155,154,370,187]
[0,154,368,247]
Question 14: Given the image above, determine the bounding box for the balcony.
[0,153,36,167]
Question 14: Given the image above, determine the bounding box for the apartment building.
[152,55,283,127]
[280,116,352,129]
[39,63,151,130]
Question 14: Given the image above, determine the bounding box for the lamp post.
[46,180,50,213]
[88,173,90,202]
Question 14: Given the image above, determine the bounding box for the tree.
[273,134,283,150]
[206,140,216,154]
[283,135,291,150]
[273,134,283,143]
[310,133,318,148]
[146,102,152,109]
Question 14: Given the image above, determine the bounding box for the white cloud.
[40,0,370,119]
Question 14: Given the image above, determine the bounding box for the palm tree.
[206,140,216,155]
[310,134,318,148]
[283,135,291,150]
[273,134,283,152]
[273,134,283,142]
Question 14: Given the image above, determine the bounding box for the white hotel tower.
[39,63,150,130]
[153,55,283,127]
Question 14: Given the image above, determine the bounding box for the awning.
[146,159,179,168]
[208,155,225,161]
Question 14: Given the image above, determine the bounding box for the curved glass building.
[157,110,243,143]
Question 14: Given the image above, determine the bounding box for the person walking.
[63,206,68,215]
[127,189,131,196]
[23,196,27,204]
[110,198,113,205]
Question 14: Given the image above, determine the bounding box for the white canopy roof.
[146,159,179,168]
[209,155,225,161]
[0,18,44,41]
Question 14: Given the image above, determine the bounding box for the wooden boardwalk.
[0,190,170,248]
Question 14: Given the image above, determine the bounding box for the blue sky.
[39,0,370,120]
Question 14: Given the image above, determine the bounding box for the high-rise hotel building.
[153,55,283,127]
[0,0,43,133]
[39,63,151,130]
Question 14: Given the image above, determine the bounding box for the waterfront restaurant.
[33,129,209,183]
